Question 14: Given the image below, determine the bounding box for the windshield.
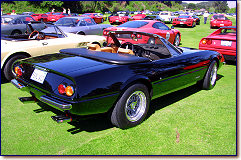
[118,21,148,28]
[213,15,228,20]
[1,17,14,24]
[55,18,79,26]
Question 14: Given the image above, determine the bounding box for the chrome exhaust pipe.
[18,96,38,104]
[51,115,72,123]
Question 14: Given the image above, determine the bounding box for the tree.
[187,3,196,10]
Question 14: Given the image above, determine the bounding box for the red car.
[199,26,236,61]
[131,14,146,20]
[103,20,181,46]
[109,12,131,25]
[45,12,69,22]
[31,14,48,22]
[82,13,104,24]
[172,15,196,28]
[210,14,232,29]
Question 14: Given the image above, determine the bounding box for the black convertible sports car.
[11,31,224,129]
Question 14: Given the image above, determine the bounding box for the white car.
[159,12,177,23]
[1,23,106,81]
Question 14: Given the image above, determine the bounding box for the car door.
[84,18,100,35]
[150,39,208,99]
[152,22,175,44]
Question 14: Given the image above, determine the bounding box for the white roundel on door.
[166,32,170,40]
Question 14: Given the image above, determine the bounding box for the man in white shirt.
[203,11,209,24]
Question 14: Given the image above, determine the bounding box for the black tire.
[202,61,218,90]
[11,30,22,36]
[101,18,104,23]
[111,83,150,129]
[173,34,180,46]
[77,32,85,35]
[3,54,28,81]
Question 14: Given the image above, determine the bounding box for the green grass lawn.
[1,16,236,155]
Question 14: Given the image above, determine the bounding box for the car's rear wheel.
[111,83,150,129]
[173,34,180,46]
[3,54,28,81]
[11,30,22,36]
[77,32,85,35]
[202,61,218,90]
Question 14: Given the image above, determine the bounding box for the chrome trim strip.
[40,95,72,110]
[11,79,26,89]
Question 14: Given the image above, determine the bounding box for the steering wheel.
[28,30,39,39]
[120,42,134,50]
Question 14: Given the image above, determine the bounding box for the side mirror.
[103,41,107,47]
[171,26,174,29]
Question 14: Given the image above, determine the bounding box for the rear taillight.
[65,86,74,96]
[201,38,212,45]
[103,30,108,35]
[58,84,74,96]
[14,66,23,77]
[58,84,66,95]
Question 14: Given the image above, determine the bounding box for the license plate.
[180,22,184,24]
[220,24,224,26]
[116,20,119,22]
[30,68,47,84]
[221,40,232,47]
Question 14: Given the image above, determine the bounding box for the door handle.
[42,42,48,45]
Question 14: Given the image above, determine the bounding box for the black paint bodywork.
[13,31,223,116]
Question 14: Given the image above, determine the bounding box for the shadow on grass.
[34,74,223,134]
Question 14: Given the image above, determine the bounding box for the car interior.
[87,31,172,61]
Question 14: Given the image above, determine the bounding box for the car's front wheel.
[202,61,218,90]
[111,83,150,129]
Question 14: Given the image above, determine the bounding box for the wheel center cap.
[131,102,137,109]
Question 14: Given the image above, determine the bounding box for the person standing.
[52,8,55,13]
[10,10,16,15]
[63,8,66,13]
[68,8,71,15]
[203,11,209,24]
[1,8,3,16]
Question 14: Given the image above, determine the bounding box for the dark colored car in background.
[11,31,223,129]
[143,15,164,22]
[199,26,236,61]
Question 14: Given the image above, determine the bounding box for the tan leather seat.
[87,43,101,51]
[100,47,118,53]
[117,48,134,55]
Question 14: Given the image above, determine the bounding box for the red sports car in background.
[172,15,196,27]
[109,12,131,25]
[210,14,232,29]
[103,20,181,46]
[199,26,236,61]
[45,12,69,22]
[82,13,104,23]
[131,14,146,20]
[31,14,48,22]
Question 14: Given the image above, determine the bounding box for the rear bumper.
[173,21,192,26]
[11,79,72,111]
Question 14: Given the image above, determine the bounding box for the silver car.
[1,15,46,36]
[53,16,112,35]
